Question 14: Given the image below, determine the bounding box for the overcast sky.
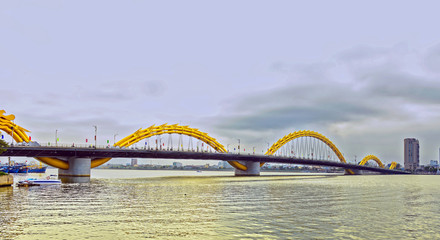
[1,1,440,166]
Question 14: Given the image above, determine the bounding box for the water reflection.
[0,186,18,240]
[1,172,440,239]
[59,176,90,183]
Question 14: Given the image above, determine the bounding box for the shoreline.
[0,174,13,187]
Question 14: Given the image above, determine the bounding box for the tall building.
[131,158,138,166]
[404,138,419,171]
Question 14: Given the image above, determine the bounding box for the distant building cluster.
[402,138,440,173]
[173,162,183,168]
[218,161,232,169]
[429,160,438,168]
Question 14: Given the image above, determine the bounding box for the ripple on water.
[1,173,440,239]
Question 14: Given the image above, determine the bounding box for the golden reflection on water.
[1,172,440,239]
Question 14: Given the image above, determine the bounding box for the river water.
[1,169,439,239]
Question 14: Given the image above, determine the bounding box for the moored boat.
[17,177,61,187]
[0,165,20,173]
[16,165,28,173]
[1,163,47,173]
[28,166,47,173]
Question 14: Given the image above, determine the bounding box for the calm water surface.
[1,169,439,239]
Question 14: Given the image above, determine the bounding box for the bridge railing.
[10,142,346,158]
[10,142,351,161]
[7,144,405,172]
[13,142,236,153]
[8,143,394,168]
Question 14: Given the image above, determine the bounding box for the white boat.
[17,177,61,187]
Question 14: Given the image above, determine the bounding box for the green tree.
[0,139,9,154]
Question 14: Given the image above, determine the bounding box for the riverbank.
[0,173,13,187]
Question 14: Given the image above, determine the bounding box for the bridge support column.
[235,161,260,176]
[58,157,91,183]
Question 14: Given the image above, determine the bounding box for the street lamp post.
[227,144,230,153]
[55,129,58,147]
[93,126,97,149]
[237,139,240,155]
[113,133,118,146]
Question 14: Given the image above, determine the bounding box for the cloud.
[206,44,440,162]
[98,80,167,99]
[423,43,440,74]
[215,85,381,131]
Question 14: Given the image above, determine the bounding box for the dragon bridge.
[0,109,396,173]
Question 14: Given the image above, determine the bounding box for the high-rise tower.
[404,138,419,171]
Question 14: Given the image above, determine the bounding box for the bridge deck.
[1,147,409,174]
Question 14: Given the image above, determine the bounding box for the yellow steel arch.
[0,110,369,174]
[0,112,247,171]
[0,109,69,169]
[359,155,384,168]
[34,157,69,169]
[264,130,354,175]
[0,110,31,143]
[389,161,397,170]
[90,124,247,170]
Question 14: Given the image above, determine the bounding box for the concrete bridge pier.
[58,157,91,183]
[235,161,260,176]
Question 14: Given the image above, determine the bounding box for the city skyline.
[2,1,440,165]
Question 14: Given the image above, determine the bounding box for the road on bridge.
[1,146,409,174]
